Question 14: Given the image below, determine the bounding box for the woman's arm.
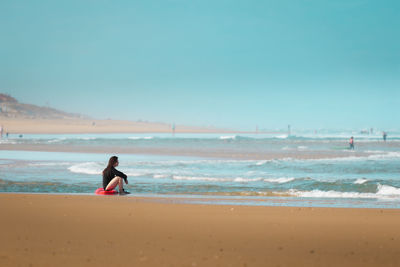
[113,168,128,183]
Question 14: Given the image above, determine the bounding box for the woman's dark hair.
[103,156,118,175]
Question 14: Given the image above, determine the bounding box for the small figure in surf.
[349,136,354,150]
[102,156,130,195]
[383,132,387,142]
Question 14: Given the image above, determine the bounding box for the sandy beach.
[1,194,400,267]
[0,117,229,134]
[2,0,399,265]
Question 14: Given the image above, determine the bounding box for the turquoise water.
[0,131,399,208]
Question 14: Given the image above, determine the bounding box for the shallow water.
[0,131,399,208]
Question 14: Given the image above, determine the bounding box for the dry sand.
[1,194,400,267]
[0,117,226,134]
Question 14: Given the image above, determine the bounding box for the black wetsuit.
[103,167,128,190]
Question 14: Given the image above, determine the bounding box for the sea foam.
[28,162,71,167]
[264,177,295,184]
[153,174,168,179]
[173,175,230,182]
[376,184,400,197]
[219,135,236,140]
[68,162,103,175]
[128,136,154,140]
[354,178,368,184]
[233,177,262,182]
[47,137,67,143]
[287,184,400,199]
[255,160,273,165]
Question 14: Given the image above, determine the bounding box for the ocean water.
[1,130,399,208]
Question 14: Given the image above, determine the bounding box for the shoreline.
[1,192,399,209]
[1,193,400,267]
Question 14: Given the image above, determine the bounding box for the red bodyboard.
[95,188,118,195]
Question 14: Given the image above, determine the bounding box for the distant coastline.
[0,117,232,134]
[0,93,232,134]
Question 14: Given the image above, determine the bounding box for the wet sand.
[0,143,371,160]
[1,194,400,267]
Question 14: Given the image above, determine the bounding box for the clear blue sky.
[1,0,399,131]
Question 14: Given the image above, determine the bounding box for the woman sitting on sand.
[103,156,130,194]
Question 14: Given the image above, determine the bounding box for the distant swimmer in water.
[383,131,387,142]
[102,156,130,195]
[349,136,354,150]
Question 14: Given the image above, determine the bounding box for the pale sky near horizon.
[1,0,399,131]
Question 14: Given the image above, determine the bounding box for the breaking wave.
[286,184,400,199]
[354,178,368,184]
[68,162,103,175]
[264,177,295,184]
[128,136,154,140]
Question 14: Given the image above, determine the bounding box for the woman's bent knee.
[105,176,121,190]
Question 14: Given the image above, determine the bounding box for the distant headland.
[0,94,228,134]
